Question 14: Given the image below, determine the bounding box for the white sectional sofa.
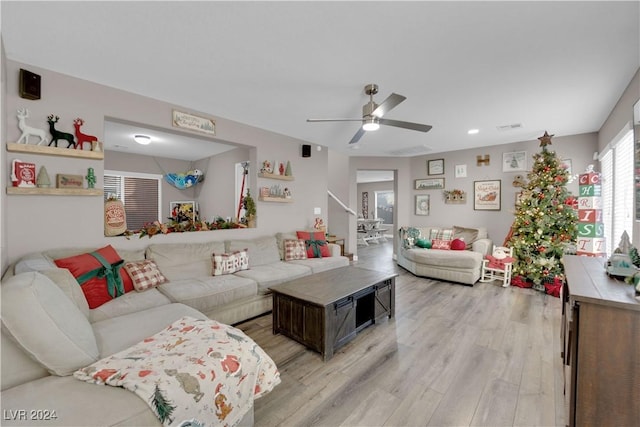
[396,225,493,285]
[0,232,349,426]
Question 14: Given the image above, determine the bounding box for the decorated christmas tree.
[507,132,578,291]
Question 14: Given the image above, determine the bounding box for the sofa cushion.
[227,236,281,267]
[40,268,91,319]
[212,249,249,276]
[287,256,349,274]
[284,239,308,260]
[124,259,168,291]
[92,303,206,357]
[1,272,99,376]
[53,245,134,309]
[146,241,225,280]
[453,225,480,249]
[156,276,257,314]
[234,262,311,294]
[429,228,454,241]
[89,288,172,323]
[296,231,331,258]
[402,247,483,269]
[0,375,162,427]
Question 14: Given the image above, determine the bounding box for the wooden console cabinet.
[562,255,640,427]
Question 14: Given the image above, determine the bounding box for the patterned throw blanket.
[74,317,280,427]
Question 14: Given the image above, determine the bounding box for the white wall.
[327,149,351,252]
[3,61,328,265]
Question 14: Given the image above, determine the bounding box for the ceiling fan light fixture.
[362,117,380,131]
[134,134,151,145]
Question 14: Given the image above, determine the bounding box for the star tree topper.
[538,131,554,147]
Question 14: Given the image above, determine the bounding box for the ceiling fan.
[307,84,432,144]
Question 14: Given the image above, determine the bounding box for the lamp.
[362,117,380,131]
[134,134,151,145]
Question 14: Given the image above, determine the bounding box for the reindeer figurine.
[16,108,48,145]
[73,118,98,150]
[46,115,76,148]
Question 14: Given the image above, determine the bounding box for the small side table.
[326,236,345,256]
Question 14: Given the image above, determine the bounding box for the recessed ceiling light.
[134,134,151,145]
[468,129,479,135]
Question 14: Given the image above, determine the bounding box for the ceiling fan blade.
[379,118,432,133]
[371,93,406,118]
[307,118,363,123]
[349,127,366,144]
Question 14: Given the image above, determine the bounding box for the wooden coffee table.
[270,266,397,360]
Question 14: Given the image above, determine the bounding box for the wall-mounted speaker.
[19,69,41,100]
[302,144,311,157]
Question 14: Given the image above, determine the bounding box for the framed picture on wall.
[561,159,572,175]
[427,158,445,175]
[454,164,467,178]
[502,151,527,172]
[170,201,198,222]
[415,178,445,190]
[474,180,501,211]
[415,194,430,216]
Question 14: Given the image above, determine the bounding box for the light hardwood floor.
[237,241,565,426]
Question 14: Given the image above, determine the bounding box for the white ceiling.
[2,1,639,162]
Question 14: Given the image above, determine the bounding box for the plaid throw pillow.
[124,260,168,292]
[212,250,249,276]
[284,239,308,261]
[429,228,454,241]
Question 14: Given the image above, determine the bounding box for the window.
[601,129,633,255]
[104,171,162,232]
[374,190,394,225]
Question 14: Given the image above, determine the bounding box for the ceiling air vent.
[497,123,523,131]
[387,145,432,156]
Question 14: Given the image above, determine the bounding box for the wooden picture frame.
[415,178,445,190]
[415,194,430,216]
[427,158,445,175]
[502,151,527,172]
[170,200,198,221]
[474,180,501,211]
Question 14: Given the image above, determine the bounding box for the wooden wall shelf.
[258,173,294,181]
[259,196,293,203]
[7,142,104,160]
[7,187,103,196]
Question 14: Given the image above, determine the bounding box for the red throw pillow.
[54,245,133,309]
[450,238,466,251]
[431,239,451,250]
[296,231,331,258]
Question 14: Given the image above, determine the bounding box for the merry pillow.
[212,250,249,276]
[54,245,133,309]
